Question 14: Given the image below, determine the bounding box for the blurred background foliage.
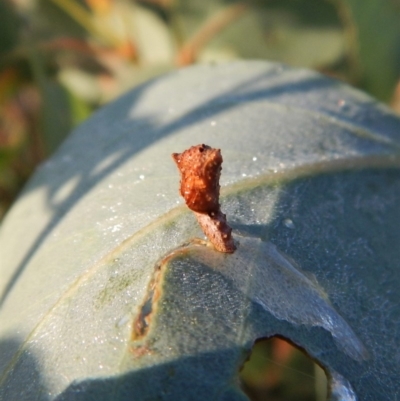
[240,337,328,401]
[0,0,400,220]
[0,1,399,399]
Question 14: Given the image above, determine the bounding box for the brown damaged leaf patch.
[131,243,199,342]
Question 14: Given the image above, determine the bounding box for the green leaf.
[34,0,88,41]
[0,2,20,57]
[0,62,400,400]
[332,0,400,101]
[201,7,344,68]
[66,87,92,126]
[175,0,345,68]
[28,45,75,154]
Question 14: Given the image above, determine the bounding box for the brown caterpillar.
[172,144,236,253]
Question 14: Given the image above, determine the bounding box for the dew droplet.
[283,218,295,229]
[111,224,122,233]
[116,314,130,328]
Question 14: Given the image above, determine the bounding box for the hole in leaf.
[240,336,328,401]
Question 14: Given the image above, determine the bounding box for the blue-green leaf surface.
[0,62,400,400]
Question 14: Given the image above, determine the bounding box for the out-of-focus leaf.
[66,87,92,125]
[32,0,88,41]
[0,2,20,57]
[104,1,174,64]
[58,67,103,103]
[55,1,175,102]
[1,62,400,400]
[0,69,20,103]
[175,0,345,68]
[240,338,325,400]
[332,0,400,101]
[203,8,344,68]
[29,46,73,154]
[41,81,74,153]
